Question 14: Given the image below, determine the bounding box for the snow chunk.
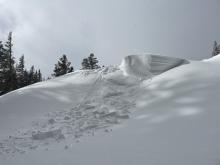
[32,129,65,140]
[119,54,188,78]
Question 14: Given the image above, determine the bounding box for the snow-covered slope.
[0,54,220,165]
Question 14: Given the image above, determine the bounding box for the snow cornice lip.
[119,54,189,78]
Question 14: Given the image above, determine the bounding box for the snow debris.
[31,129,65,140]
[0,63,137,155]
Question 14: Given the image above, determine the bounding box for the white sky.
[0,0,220,76]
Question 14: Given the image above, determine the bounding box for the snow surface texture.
[1,54,220,165]
[0,66,138,155]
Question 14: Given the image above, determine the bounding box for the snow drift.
[120,54,188,78]
[1,54,220,165]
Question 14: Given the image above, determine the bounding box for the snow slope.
[0,54,220,165]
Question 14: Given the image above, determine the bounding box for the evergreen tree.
[15,58,42,87]
[33,70,38,83]
[212,41,220,57]
[16,55,25,88]
[0,41,3,58]
[37,69,42,82]
[0,32,43,95]
[81,53,100,70]
[53,64,61,77]
[69,66,74,73]
[88,53,100,69]
[0,41,5,94]
[81,58,90,69]
[53,54,74,77]
[2,32,17,92]
[28,65,35,84]
[23,69,29,86]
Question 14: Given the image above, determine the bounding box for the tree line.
[52,53,100,77]
[0,32,101,95]
[0,32,42,95]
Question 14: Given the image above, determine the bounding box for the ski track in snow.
[0,67,138,155]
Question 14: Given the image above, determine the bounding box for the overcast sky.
[0,0,220,76]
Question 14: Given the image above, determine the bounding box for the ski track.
[0,67,138,155]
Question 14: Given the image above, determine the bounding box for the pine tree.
[212,41,220,57]
[69,66,74,73]
[0,32,43,95]
[2,32,17,92]
[16,57,42,87]
[88,53,100,69]
[33,71,38,83]
[53,64,61,77]
[16,55,25,88]
[0,41,3,58]
[28,65,35,84]
[81,53,100,70]
[53,54,74,77]
[37,69,42,82]
[23,69,29,86]
[81,58,90,69]
[0,41,5,94]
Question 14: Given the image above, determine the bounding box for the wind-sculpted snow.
[1,55,220,165]
[0,55,187,155]
[120,54,188,78]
